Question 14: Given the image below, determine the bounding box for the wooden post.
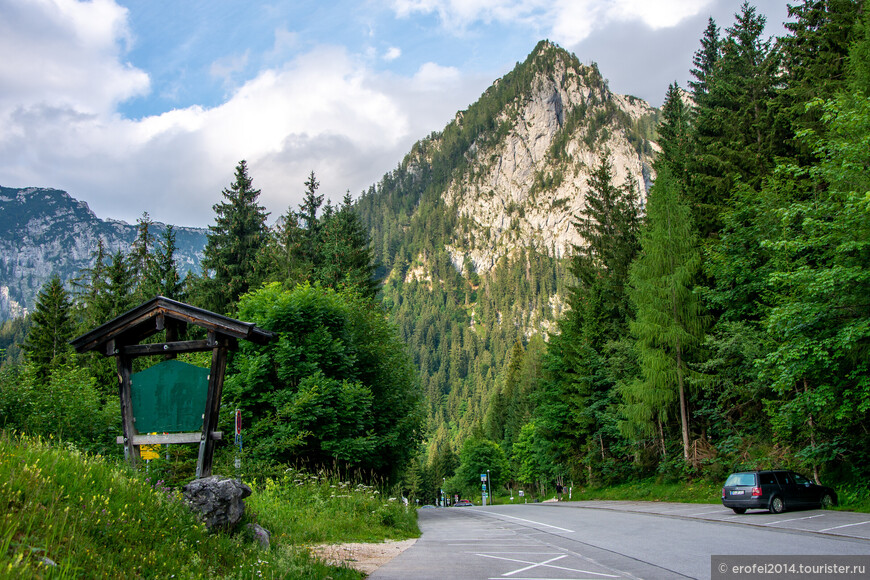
[116,353,140,466]
[196,335,228,478]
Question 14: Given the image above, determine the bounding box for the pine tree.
[688,3,782,238]
[778,0,864,163]
[143,225,185,300]
[657,83,693,183]
[105,250,135,318]
[298,170,324,269]
[198,160,270,314]
[130,212,156,298]
[689,17,721,101]
[316,192,381,300]
[20,274,75,381]
[570,153,641,345]
[623,167,705,461]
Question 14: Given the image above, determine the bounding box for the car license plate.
[730,490,744,495]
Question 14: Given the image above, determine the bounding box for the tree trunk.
[677,343,690,461]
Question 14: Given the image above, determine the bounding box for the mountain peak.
[405,41,658,274]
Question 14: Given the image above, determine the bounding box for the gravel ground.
[309,539,417,575]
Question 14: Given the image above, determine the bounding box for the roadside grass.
[568,478,724,504]
[247,471,419,546]
[0,431,417,578]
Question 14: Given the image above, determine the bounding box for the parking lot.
[561,500,870,540]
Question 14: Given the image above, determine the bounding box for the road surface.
[370,501,870,579]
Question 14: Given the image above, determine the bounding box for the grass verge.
[1,432,417,578]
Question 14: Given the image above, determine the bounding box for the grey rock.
[246,523,271,549]
[183,476,252,532]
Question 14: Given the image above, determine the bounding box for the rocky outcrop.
[438,42,657,276]
[0,186,206,321]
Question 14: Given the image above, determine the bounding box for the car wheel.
[769,496,785,514]
[820,493,834,509]
[732,508,746,515]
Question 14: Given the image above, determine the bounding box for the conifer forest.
[1,1,869,504]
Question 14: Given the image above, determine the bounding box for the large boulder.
[182,476,252,532]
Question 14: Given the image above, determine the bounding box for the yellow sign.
[141,433,161,460]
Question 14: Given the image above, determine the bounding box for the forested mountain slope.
[354,41,659,456]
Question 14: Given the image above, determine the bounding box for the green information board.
[130,360,210,433]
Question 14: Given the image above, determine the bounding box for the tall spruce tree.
[130,212,156,301]
[298,170,324,270]
[778,0,864,163]
[316,192,381,300]
[657,83,693,183]
[20,275,75,381]
[623,168,705,462]
[688,3,782,238]
[199,160,270,314]
[142,225,185,300]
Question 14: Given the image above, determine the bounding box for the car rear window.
[725,473,756,486]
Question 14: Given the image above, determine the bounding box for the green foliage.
[0,361,118,454]
[450,437,509,496]
[267,177,381,300]
[225,282,424,480]
[761,93,870,476]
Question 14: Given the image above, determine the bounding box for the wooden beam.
[196,340,229,478]
[120,340,212,358]
[116,432,222,445]
[116,354,140,467]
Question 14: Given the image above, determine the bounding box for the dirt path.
[309,539,417,575]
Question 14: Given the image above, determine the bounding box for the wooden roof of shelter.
[71,295,274,355]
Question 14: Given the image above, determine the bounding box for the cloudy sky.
[0,0,791,228]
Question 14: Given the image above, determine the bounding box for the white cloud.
[210,51,251,86]
[384,46,402,61]
[0,0,149,117]
[0,0,484,227]
[390,0,713,45]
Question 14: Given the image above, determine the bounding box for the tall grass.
[0,432,417,578]
[248,470,419,545]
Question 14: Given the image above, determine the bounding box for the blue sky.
[0,0,790,228]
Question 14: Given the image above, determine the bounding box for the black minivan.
[721,470,837,514]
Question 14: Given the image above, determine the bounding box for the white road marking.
[763,514,825,526]
[685,510,730,516]
[486,513,575,533]
[819,520,870,532]
[475,553,619,578]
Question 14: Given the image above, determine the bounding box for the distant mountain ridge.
[0,186,206,320]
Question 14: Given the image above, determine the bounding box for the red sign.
[235,409,242,435]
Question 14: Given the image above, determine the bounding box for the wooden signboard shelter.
[71,296,274,478]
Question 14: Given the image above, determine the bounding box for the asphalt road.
[369,501,870,580]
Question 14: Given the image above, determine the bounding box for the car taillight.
[752,487,762,497]
[721,488,726,499]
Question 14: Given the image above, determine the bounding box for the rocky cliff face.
[0,186,206,320]
[438,41,657,275]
